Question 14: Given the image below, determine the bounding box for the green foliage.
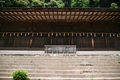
[0,0,120,8]
[71,0,89,8]
[110,2,118,8]
[45,0,64,8]
[99,0,110,8]
[90,78,94,80]
[38,79,41,80]
[56,0,65,8]
[93,0,99,3]
[93,0,100,7]
[62,0,71,7]
[12,70,30,80]
[14,0,30,7]
[0,0,2,7]
[31,0,45,7]
[45,0,56,7]
[2,0,14,7]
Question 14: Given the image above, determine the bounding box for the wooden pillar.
[105,36,108,48]
[0,21,2,31]
[71,36,73,45]
[13,36,15,47]
[71,24,73,45]
[30,37,32,48]
[51,35,52,45]
[91,37,94,50]
[30,21,33,48]
[90,22,94,50]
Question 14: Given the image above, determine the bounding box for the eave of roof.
[0,8,120,22]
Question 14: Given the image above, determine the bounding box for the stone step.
[0,68,120,73]
[1,69,120,73]
[1,71,120,74]
[0,76,120,80]
[0,60,119,63]
[0,64,120,67]
[0,51,120,80]
[0,66,120,69]
[0,73,120,78]
[1,62,119,64]
[0,56,119,58]
[1,59,118,61]
[1,59,119,62]
[0,66,120,70]
[1,57,118,59]
[0,52,119,55]
[1,58,118,60]
[0,55,118,57]
[5,56,116,58]
[0,61,118,64]
[0,57,119,59]
[0,63,120,67]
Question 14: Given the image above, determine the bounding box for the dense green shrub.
[12,70,30,80]
[110,2,118,8]
[14,0,30,7]
[0,0,120,8]
[31,0,44,7]
[71,0,89,8]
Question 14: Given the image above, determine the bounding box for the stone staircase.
[0,53,120,80]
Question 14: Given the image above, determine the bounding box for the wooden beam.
[4,12,14,20]
[51,34,53,45]
[1,12,119,17]
[110,16,117,21]
[91,12,99,21]
[0,8,120,22]
[35,12,41,20]
[12,12,23,20]
[43,11,47,20]
[98,12,107,21]
[71,36,73,45]
[0,15,10,21]
[57,10,59,21]
[91,37,94,50]
[30,37,32,48]
[26,12,33,20]
[21,12,29,20]
[0,12,12,20]
[81,11,85,21]
[53,11,55,21]
[39,11,44,20]
[8,12,19,20]
[13,36,16,47]
[65,11,67,21]
[111,15,119,21]
[76,11,80,20]
[30,11,37,20]
[28,11,36,20]
[84,12,89,20]
[68,11,72,21]
[73,11,76,20]
[48,11,52,22]
[104,12,113,21]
